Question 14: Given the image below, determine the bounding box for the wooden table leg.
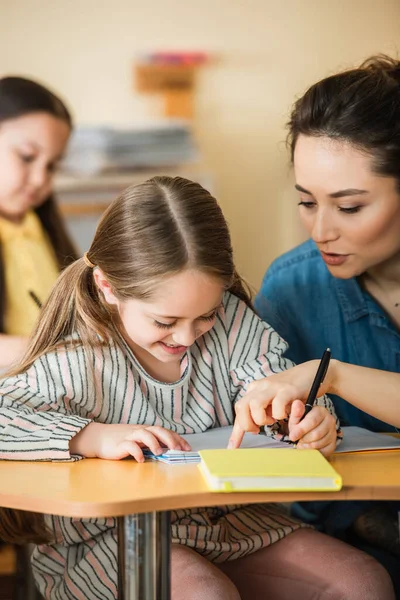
[118,511,171,600]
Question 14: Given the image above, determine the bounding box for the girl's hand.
[70,422,192,462]
[288,400,337,457]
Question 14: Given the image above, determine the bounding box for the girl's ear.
[93,269,119,306]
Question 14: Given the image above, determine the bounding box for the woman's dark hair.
[0,77,78,331]
[287,55,400,188]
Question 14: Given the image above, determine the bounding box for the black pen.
[29,290,42,309]
[300,348,331,421]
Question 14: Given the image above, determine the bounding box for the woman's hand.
[70,422,192,462]
[287,400,337,457]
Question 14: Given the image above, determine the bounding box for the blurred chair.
[14,545,41,600]
[0,543,41,600]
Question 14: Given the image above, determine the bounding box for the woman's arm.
[0,334,28,369]
[324,360,400,427]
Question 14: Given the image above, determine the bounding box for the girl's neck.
[121,334,181,383]
[0,208,28,225]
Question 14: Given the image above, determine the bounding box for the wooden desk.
[0,451,399,599]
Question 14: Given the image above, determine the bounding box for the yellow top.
[0,210,60,335]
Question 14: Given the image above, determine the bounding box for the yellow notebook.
[198,448,342,492]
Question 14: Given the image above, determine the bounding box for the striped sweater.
[0,293,339,600]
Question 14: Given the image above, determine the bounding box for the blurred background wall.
[1,0,399,289]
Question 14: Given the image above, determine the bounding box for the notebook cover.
[198,448,342,492]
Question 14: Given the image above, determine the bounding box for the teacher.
[255,55,400,594]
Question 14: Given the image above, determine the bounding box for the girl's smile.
[94,267,224,381]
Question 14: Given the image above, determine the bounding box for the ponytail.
[0,259,119,545]
[7,258,118,378]
[0,509,51,545]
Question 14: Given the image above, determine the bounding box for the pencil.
[29,290,42,309]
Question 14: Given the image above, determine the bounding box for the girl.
[0,76,77,368]
[0,177,393,600]
[255,55,400,593]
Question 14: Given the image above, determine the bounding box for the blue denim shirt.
[255,239,400,434]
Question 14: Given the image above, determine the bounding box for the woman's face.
[0,112,70,222]
[293,135,400,278]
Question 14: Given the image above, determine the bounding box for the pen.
[300,348,331,421]
[29,290,42,309]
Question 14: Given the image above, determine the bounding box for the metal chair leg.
[13,545,41,600]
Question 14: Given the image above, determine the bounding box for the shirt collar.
[334,276,377,322]
[0,210,43,243]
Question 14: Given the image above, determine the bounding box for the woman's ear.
[93,269,119,306]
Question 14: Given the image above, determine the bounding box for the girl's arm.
[0,391,91,461]
[0,334,28,369]
[225,294,339,455]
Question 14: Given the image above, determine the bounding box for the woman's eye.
[298,201,315,209]
[154,321,175,329]
[339,206,362,214]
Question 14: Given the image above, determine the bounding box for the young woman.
[255,55,400,594]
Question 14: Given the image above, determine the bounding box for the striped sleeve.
[224,293,341,435]
[0,344,92,461]
[225,293,294,402]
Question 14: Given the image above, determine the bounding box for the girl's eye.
[199,311,217,322]
[339,206,362,214]
[154,321,175,329]
[19,154,35,164]
[298,201,315,209]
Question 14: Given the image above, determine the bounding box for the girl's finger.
[287,399,305,436]
[119,440,146,463]
[234,400,260,434]
[127,429,164,455]
[270,388,299,421]
[250,402,276,427]
[147,427,190,451]
[228,420,246,449]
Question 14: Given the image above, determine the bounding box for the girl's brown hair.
[0,76,78,331]
[0,175,251,544]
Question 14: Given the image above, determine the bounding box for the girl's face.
[0,112,70,222]
[294,135,400,278]
[95,268,224,367]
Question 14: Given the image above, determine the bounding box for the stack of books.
[62,121,198,175]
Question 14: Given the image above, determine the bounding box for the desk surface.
[0,451,399,518]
